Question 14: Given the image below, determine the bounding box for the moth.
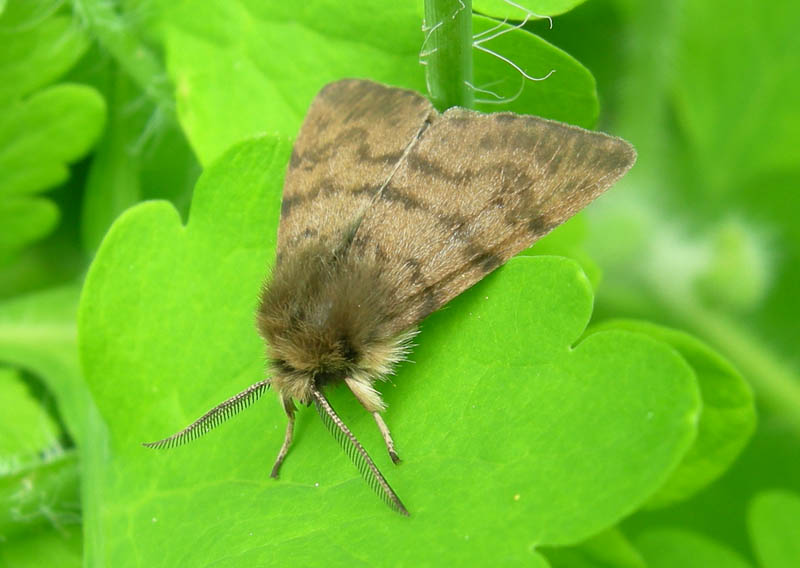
[143,79,636,515]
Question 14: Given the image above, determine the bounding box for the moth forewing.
[144,78,636,516]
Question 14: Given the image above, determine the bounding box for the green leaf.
[0,285,85,441]
[523,215,602,289]
[0,367,60,464]
[0,2,106,261]
[748,490,800,568]
[0,197,58,265]
[0,0,89,104]
[472,15,598,126]
[0,289,85,542]
[544,527,647,568]
[0,449,80,539]
[634,528,753,568]
[0,523,81,568]
[0,83,105,260]
[0,284,105,564]
[473,0,588,19]
[0,84,106,197]
[79,136,699,565]
[0,359,80,544]
[589,320,756,508]
[80,67,199,254]
[163,0,598,165]
[163,0,422,164]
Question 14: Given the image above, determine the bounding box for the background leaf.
[0,449,80,540]
[634,528,753,568]
[473,0,589,18]
[0,367,60,465]
[472,15,598,126]
[0,523,81,568]
[0,366,79,542]
[0,285,87,441]
[78,67,199,254]
[590,319,756,508]
[162,0,598,165]
[0,0,88,103]
[0,284,104,562]
[748,490,800,568]
[544,527,647,568]
[0,84,105,195]
[0,2,105,262]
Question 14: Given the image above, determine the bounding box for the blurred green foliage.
[0,0,797,566]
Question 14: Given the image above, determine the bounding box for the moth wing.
[277,79,435,261]
[349,108,636,331]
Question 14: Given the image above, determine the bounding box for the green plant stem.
[72,0,174,115]
[423,0,474,110]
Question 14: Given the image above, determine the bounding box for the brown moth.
[143,79,636,515]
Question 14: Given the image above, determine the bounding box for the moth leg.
[373,412,401,465]
[344,377,401,465]
[270,397,296,478]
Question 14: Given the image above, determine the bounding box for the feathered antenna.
[142,380,270,449]
[311,387,409,516]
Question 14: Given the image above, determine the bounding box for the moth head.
[266,340,359,404]
[262,312,416,406]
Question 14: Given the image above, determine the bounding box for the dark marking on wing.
[527,214,549,235]
[418,287,440,320]
[403,258,426,284]
[382,184,425,211]
[511,129,539,151]
[289,148,301,169]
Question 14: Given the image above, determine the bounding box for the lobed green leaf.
[78,136,700,565]
[589,319,756,508]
